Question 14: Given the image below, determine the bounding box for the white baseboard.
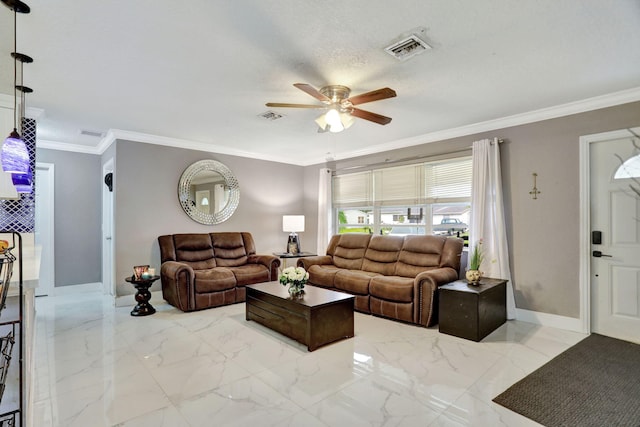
[115,290,164,307]
[516,308,587,333]
[52,282,102,295]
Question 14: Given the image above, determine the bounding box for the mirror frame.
[178,159,240,225]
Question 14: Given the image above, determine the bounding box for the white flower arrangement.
[279,266,309,291]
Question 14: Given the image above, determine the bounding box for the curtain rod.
[466,138,504,149]
[334,138,503,173]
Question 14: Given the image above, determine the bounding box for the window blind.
[333,156,471,207]
[332,171,372,207]
[373,164,424,206]
[425,157,472,203]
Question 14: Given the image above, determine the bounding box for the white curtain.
[317,168,332,255]
[470,138,516,319]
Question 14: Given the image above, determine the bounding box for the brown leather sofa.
[158,232,280,312]
[297,234,463,327]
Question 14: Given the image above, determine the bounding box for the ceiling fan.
[266,83,397,133]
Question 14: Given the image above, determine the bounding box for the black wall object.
[104,172,113,192]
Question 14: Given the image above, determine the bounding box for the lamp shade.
[11,167,31,193]
[0,171,18,199]
[282,215,305,233]
[2,130,30,174]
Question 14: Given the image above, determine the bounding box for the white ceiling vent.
[385,34,431,61]
[258,110,285,121]
[79,129,105,138]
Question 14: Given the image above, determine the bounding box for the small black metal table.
[125,275,160,316]
[273,252,317,268]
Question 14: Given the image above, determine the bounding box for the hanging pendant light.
[11,167,31,193]
[1,0,31,175]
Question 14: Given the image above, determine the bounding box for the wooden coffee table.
[245,282,354,351]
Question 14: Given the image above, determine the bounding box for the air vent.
[258,110,285,121]
[384,35,431,61]
[79,129,105,138]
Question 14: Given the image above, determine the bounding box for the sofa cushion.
[335,269,379,295]
[212,233,249,267]
[369,276,414,303]
[330,234,372,270]
[194,268,236,293]
[307,264,340,288]
[395,235,446,277]
[228,264,270,286]
[361,235,403,275]
[174,234,217,270]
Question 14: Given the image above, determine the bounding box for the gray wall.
[113,141,304,296]
[306,101,640,318]
[36,149,102,286]
[39,100,640,317]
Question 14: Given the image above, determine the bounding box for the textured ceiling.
[1,0,640,165]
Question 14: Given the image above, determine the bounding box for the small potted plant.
[466,240,484,285]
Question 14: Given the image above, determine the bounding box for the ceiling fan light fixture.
[325,108,341,127]
[340,112,355,130]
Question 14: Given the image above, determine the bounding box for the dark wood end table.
[125,275,160,316]
[438,277,507,342]
[246,281,354,351]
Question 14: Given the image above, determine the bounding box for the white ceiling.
[2,0,640,165]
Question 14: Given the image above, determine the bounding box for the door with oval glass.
[590,130,640,344]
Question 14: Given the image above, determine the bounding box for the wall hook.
[529,172,541,200]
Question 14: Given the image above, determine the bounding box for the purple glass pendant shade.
[2,129,30,174]
[11,166,31,193]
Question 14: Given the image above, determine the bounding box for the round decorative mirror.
[178,160,240,224]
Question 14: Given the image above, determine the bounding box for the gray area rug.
[493,333,640,427]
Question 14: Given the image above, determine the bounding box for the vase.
[465,269,482,285]
[287,283,304,297]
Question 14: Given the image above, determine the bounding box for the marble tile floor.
[31,291,587,427]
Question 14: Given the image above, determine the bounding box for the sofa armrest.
[414,267,459,327]
[247,254,281,280]
[297,255,333,270]
[160,261,195,311]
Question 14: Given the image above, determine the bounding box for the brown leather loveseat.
[297,234,463,327]
[158,232,280,311]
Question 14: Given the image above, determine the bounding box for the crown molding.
[100,129,291,165]
[36,139,101,154]
[35,86,640,166]
[325,86,640,164]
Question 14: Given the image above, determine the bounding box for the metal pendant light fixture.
[1,0,32,178]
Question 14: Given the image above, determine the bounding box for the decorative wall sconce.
[104,172,113,192]
[529,172,541,200]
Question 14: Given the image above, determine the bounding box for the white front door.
[590,132,640,344]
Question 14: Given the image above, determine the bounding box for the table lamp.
[283,215,304,254]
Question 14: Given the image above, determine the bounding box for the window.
[614,154,640,179]
[333,157,472,237]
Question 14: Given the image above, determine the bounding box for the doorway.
[102,159,114,296]
[35,162,54,296]
[580,127,640,344]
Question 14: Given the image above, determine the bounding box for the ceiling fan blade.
[293,83,331,102]
[350,107,393,125]
[266,103,325,109]
[347,88,397,106]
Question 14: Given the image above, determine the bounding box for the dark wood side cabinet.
[438,278,507,342]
